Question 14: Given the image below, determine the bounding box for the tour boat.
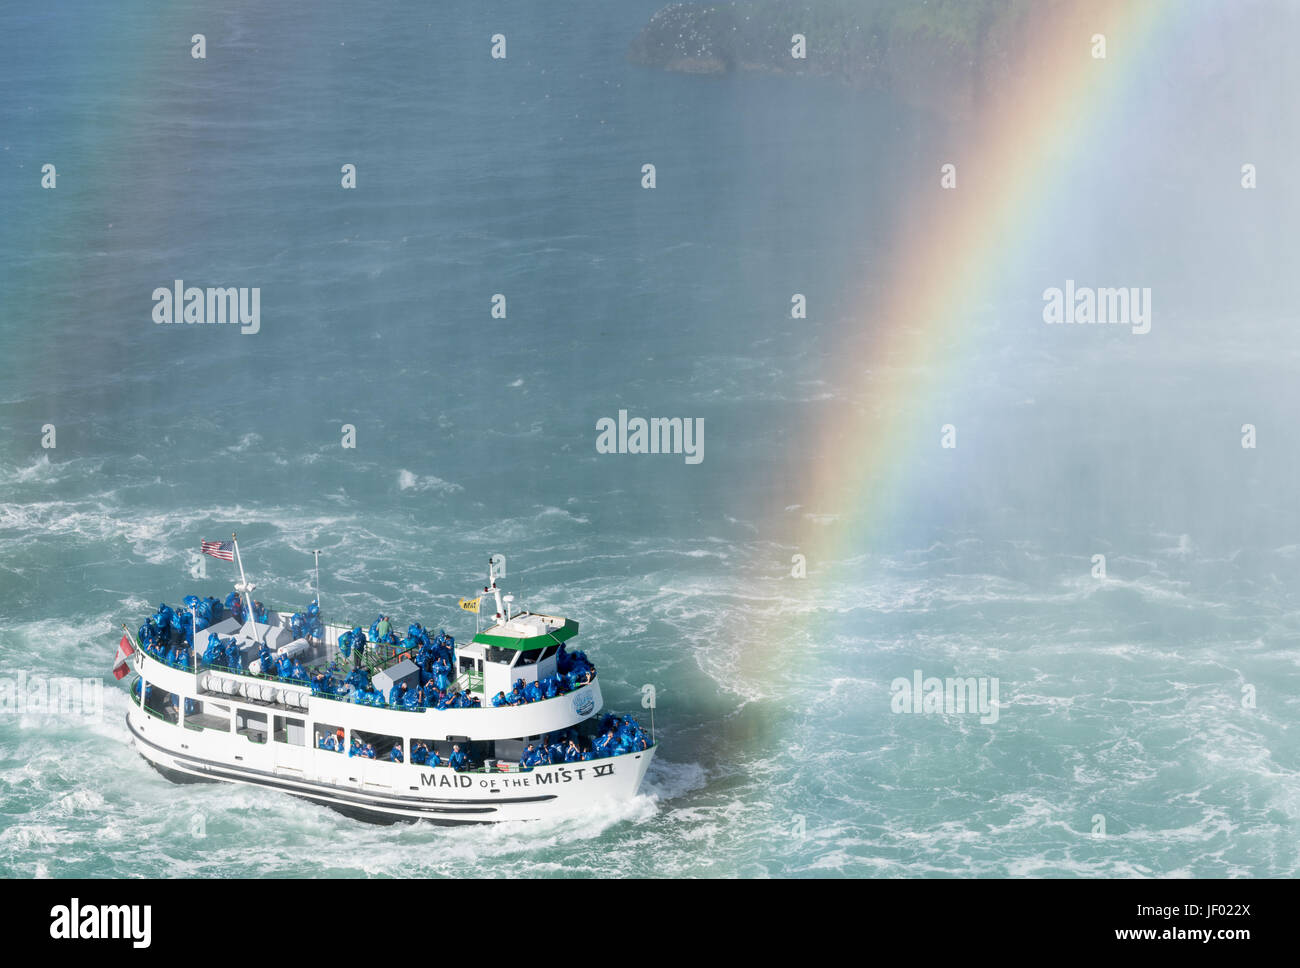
[114,550,657,824]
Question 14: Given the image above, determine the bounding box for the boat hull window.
[274,714,306,746]
[236,709,268,744]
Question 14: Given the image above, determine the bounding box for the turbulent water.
[1,1,1298,877]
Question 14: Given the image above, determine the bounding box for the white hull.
[125,703,655,824]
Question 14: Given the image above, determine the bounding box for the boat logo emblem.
[573,693,594,716]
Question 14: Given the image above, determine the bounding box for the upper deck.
[134,599,602,741]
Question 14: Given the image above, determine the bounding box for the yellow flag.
[458,597,481,613]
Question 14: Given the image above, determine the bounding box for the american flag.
[201,539,235,561]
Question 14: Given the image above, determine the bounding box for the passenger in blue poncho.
[225,593,244,623]
[203,633,223,666]
[541,676,559,699]
[524,680,543,704]
[276,655,293,679]
[176,612,194,648]
[290,660,307,682]
[224,639,242,672]
[449,745,469,771]
[389,683,405,706]
[565,740,581,762]
[390,743,403,763]
[428,748,442,768]
[257,644,274,672]
[518,744,538,771]
[491,691,508,708]
[411,742,429,765]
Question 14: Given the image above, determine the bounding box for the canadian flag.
[112,634,136,680]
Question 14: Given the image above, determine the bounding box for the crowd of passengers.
[516,715,652,768]
[312,714,650,772]
[485,640,599,706]
[137,594,318,667]
[140,601,599,716]
[313,617,596,711]
[315,731,473,769]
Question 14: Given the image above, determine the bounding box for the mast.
[487,555,505,624]
[232,531,264,644]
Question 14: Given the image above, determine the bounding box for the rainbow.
[797,0,1175,561]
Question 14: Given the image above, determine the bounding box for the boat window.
[315,722,345,752]
[485,646,513,663]
[274,715,305,746]
[185,699,231,732]
[236,709,268,744]
[143,686,180,724]
[350,729,402,761]
[514,649,538,667]
[494,737,524,763]
[411,736,491,766]
[538,645,558,661]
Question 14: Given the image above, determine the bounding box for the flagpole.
[232,531,264,644]
[313,550,321,609]
[119,623,141,677]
